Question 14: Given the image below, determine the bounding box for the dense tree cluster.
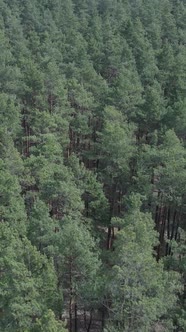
[0,0,186,331]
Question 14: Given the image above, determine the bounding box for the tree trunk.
[166,206,171,255]
[69,258,73,332]
[74,302,78,332]
[87,309,93,332]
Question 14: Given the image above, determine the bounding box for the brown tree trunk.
[107,226,112,250]
[87,309,93,332]
[74,302,78,332]
[101,306,105,332]
[69,258,73,332]
[166,206,171,255]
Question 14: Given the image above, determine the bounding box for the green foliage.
[33,310,67,332]
[57,219,101,308]
[0,0,186,330]
[106,196,181,331]
[0,223,58,332]
[98,106,136,178]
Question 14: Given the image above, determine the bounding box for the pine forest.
[0,0,186,331]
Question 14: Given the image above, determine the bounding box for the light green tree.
[106,194,181,332]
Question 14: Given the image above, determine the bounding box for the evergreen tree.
[0,0,186,330]
[106,195,180,332]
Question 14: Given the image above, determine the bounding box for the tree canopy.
[0,0,186,331]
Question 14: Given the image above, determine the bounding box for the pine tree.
[106,195,180,332]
